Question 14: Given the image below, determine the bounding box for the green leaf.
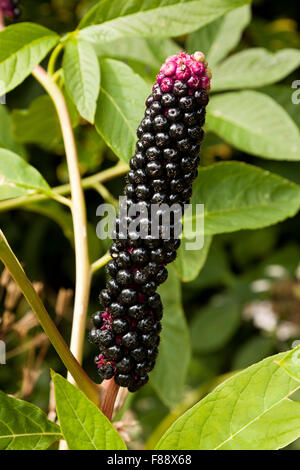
[63,38,100,123]
[186,162,300,236]
[156,350,300,450]
[213,48,300,91]
[0,105,26,158]
[52,372,126,450]
[262,85,300,129]
[150,268,191,408]
[278,345,300,382]
[0,149,50,201]
[0,23,59,94]
[190,295,240,353]
[95,36,179,70]
[206,91,300,160]
[174,236,212,282]
[95,59,149,162]
[79,0,250,44]
[11,95,62,150]
[0,390,61,450]
[187,5,251,66]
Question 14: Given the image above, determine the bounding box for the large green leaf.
[0,149,50,201]
[173,236,212,282]
[11,95,62,150]
[0,105,26,157]
[206,91,300,160]
[0,390,61,450]
[63,38,100,123]
[187,5,251,66]
[52,372,126,450]
[278,346,300,382]
[185,162,300,237]
[213,48,300,91]
[190,295,241,353]
[262,85,300,129]
[150,268,191,408]
[95,59,149,162]
[156,350,300,450]
[79,0,250,43]
[0,23,59,94]
[95,37,179,70]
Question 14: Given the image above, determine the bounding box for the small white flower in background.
[265,264,288,279]
[276,322,300,341]
[295,263,300,281]
[250,279,272,293]
[243,301,278,332]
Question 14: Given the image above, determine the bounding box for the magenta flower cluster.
[157,50,211,94]
[0,0,20,19]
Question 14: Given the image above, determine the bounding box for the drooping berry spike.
[0,0,21,18]
[90,51,211,392]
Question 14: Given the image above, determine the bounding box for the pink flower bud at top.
[160,77,174,93]
[161,61,177,76]
[191,61,205,76]
[201,76,210,89]
[165,55,177,63]
[194,51,206,63]
[175,64,191,81]
[156,71,165,84]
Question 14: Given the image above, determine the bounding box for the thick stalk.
[32,65,91,380]
[0,230,100,405]
[100,378,120,421]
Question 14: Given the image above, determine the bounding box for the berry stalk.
[90,51,211,393]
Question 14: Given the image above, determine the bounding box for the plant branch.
[32,65,91,381]
[48,192,72,208]
[47,43,64,76]
[92,182,119,209]
[0,229,100,405]
[91,252,111,275]
[0,161,128,212]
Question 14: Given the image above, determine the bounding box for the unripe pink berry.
[161,61,177,76]
[160,77,174,93]
[191,61,205,76]
[187,76,201,89]
[156,72,165,84]
[175,64,191,81]
[165,55,177,63]
[201,76,210,89]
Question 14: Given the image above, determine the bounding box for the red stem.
[100,379,120,420]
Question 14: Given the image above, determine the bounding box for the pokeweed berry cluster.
[0,0,21,18]
[90,51,211,392]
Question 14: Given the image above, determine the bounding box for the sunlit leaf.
[0,390,61,450]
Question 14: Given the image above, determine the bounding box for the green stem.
[92,182,119,209]
[0,229,100,406]
[32,65,91,381]
[47,43,64,76]
[0,161,128,213]
[91,252,111,275]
